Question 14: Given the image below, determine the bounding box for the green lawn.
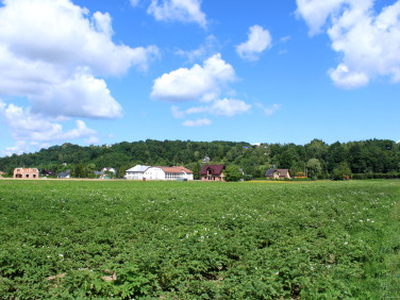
[0,180,399,298]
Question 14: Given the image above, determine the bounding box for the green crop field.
[0,179,399,298]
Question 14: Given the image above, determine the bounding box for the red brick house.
[14,168,39,179]
[200,165,226,182]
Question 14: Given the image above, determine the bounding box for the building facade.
[126,165,193,181]
[265,168,291,179]
[125,165,150,180]
[199,165,226,182]
[143,166,194,181]
[13,168,39,179]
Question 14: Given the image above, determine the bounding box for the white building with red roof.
[143,166,193,181]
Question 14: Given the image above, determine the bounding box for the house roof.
[14,168,39,172]
[57,170,71,177]
[160,166,193,174]
[126,165,150,172]
[265,168,290,177]
[41,169,56,176]
[199,165,225,175]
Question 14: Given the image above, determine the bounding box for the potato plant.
[0,180,399,298]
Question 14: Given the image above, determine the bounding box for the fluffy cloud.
[29,73,123,119]
[0,0,159,153]
[328,64,369,89]
[151,54,235,102]
[296,0,400,88]
[2,141,30,157]
[0,0,159,118]
[147,0,207,28]
[182,118,211,127]
[209,99,251,117]
[0,101,98,148]
[173,98,251,118]
[236,25,272,61]
[160,54,251,126]
[295,0,346,36]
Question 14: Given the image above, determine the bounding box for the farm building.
[265,168,291,179]
[125,165,194,181]
[13,168,39,179]
[125,165,150,180]
[200,165,226,182]
[143,166,194,181]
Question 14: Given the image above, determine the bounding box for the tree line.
[0,139,399,180]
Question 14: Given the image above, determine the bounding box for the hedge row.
[351,172,400,180]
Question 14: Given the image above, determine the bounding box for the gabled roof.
[41,169,56,176]
[199,165,225,175]
[160,166,193,174]
[57,170,71,177]
[126,165,150,172]
[265,168,290,177]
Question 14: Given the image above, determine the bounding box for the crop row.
[0,180,399,298]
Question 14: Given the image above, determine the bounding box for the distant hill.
[0,139,399,179]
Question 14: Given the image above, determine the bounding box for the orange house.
[13,168,39,179]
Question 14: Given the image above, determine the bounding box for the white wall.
[144,167,165,180]
[126,172,145,180]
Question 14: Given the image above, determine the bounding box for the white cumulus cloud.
[151,53,235,102]
[182,118,211,127]
[2,141,30,157]
[0,0,159,153]
[295,0,346,36]
[236,25,272,61]
[174,98,251,118]
[0,0,159,118]
[0,101,98,148]
[328,64,369,89]
[157,54,252,126]
[296,0,400,88]
[147,0,207,28]
[30,72,123,119]
[210,99,252,117]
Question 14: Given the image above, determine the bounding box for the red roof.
[160,166,193,174]
[199,165,225,175]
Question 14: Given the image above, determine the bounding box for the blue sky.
[0,0,399,156]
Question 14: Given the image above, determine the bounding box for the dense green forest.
[0,139,399,180]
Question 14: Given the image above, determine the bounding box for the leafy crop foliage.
[0,180,399,298]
